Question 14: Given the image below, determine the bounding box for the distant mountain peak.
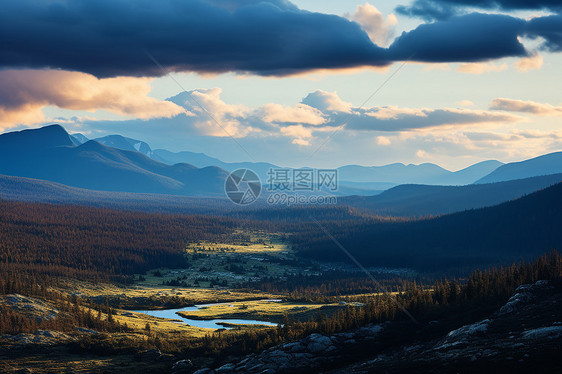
[0,124,75,150]
[94,134,153,156]
[476,152,562,184]
[28,124,69,139]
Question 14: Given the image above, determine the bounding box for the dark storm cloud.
[0,0,560,77]
[388,13,527,62]
[0,0,387,77]
[525,14,562,51]
[396,2,460,21]
[397,0,562,20]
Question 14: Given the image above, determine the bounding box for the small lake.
[132,300,279,330]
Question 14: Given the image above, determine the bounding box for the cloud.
[457,62,508,74]
[345,107,521,131]
[41,88,557,169]
[464,131,519,141]
[377,136,392,145]
[422,63,452,71]
[524,14,562,52]
[1,0,561,78]
[515,129,561,139]
[258,103,326,125]
[416,149,430,158]
[150,89,331,141]
[396,1,458,21]
[396,0,562,21]
[0,0,387,77]
[280,125,313,145]
[348,3,398,47]
[187,88,254,137]
[440,0,562,11]
[365,106,427,120]
[0,69,184,129]
[514,53,544,72]
[388,13,528,63]
[395,2,562,58]
[456,100,475,106]
[490,98,562,116]
[301,90,353,113]
[39,89,523,154]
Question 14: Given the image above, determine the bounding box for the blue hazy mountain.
[153,149,280,182]
[337,160,503,185]
[340,173,562,217]
[436,160,504,185]
[0,123,76,150]
[94,135,154,158]
[475,152,562,184]
[0,125,228,196]
[154,149,501,186]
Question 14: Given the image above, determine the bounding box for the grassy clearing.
[56,278,279,307]
[178,299,345,323]
[186,231,291,255]
[131,231,313,290]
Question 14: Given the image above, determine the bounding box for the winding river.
[132,300,279,330]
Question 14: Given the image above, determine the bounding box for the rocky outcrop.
[0,330,75,346]
[138,349,175,362]
[171,280,562,374]
[0,294,58,323]
[333,279,562,373]
[171,360,195,374]
[173,324,384,373]
[497,280,550,315]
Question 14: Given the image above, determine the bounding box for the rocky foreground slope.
[182,280,562,374]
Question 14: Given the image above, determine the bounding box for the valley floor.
[1,232,560,373]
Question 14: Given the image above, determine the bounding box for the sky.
[0,0,561,170]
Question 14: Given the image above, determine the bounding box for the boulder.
[171,359,195,374]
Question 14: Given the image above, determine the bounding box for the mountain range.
[337,160,503,185]
[76,131,504,186]
[2,125,562,201]
[0,125,228,196]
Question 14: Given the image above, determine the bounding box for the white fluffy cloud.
[48,89,524,147]
[301,90,353,113]
[280,125,314,146]
[348,3,398,47]
[4,82,534,159]
[258,103,326,125]
[514,53,543,72]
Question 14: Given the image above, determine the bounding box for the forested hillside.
[292,182,562,271]
[0,200,241,283]
[340,173,562,217]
